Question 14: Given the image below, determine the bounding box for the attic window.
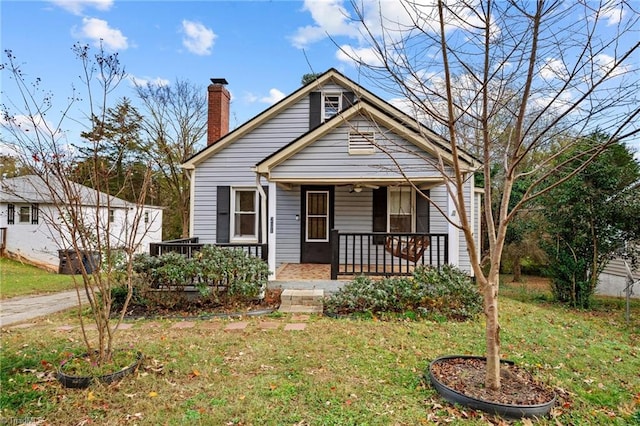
[349,131,376,155]
[322,94,341,121]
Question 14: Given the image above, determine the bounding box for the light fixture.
[352,185,362,193]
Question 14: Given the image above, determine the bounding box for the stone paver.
[224,322,248,332]
[171,321,195,329]
[291,314,311,321]
[284,323,307,331]
[56,325,75,331]
[116,323,134,330]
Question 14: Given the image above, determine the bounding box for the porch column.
[447,188,460,267]
[267,181,277,280]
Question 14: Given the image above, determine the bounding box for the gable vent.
[348,131,376,155]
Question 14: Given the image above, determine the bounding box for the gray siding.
[270,119,446,180]
[192,97,310,243]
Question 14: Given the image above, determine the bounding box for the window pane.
[19,207,30,223]
[390,215,412,233]
[389,189,411,214]
[308,217,327,240]
[235,213,256,236]
[324,95,340,119]
[236,191,255,212]
[308,193,327,215]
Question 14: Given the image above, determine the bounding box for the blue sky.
[1,0,638,158]
[1,0,361,131]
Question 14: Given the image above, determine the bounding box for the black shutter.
[342,92,355,110]
[31,203,39,225]
[416,190,430,233]
[7,204,15,225]
[216,186,230,243]
[309,92,321,130]
[372,187,387,243]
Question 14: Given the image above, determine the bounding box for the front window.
[19,206,30,223]
[231,188,257,241]
[306,191,329,242]
[388,187,413,232]
[109,209,115,223]
[322,94,341,121]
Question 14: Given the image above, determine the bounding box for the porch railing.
[149,237,268,262]
[330,230,448,280]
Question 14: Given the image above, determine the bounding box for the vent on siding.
[348,131,376,155]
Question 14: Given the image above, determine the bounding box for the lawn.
[1,280,639,425]
[0,257,78,299]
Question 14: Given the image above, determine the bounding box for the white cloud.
[539,57,567,80]
[260,89,286,104]
[181,20,216,56]
[128,75,170,88]
[49,0,113,15]
[291,0,360,48]
[593,53,630,78]
[78,17,128,51]
[335,45,383,67]
[600,2,625,26]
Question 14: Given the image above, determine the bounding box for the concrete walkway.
[0,289,89,328]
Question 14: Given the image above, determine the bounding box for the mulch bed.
[430,357,555,406]
[115,288,282,319]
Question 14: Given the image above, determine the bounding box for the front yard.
[1,284,639,425]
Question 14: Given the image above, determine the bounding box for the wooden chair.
[385,236,429,262]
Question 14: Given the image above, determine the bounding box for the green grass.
[0,257,78,299]
[1,290,639,425]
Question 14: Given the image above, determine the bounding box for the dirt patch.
[430,357,555,406]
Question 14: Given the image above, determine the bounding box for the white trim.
[230,187,259,243]
[267,182,277,281]
[189,169,196,237]
[305,190,330,242]
[447,186,460,266]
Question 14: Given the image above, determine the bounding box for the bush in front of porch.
[325,265,482,321]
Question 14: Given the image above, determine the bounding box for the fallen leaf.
[87,391,95,401]
[149,391,158,397]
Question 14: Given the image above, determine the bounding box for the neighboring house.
[0,175,163,270]
[181,69,482,280]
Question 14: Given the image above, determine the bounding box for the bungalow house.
[0,175,163,271]
[180,69,482,282]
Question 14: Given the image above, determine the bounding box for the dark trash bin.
[58,249,100,274]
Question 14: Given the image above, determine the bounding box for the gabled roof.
[255,98,478,176]
[0,175,155,209]
[182,68,479,170]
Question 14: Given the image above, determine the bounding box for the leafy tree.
[539,134,640,307]
[76,98,150,202]
[301,73,322,85]
[338,0,639,390]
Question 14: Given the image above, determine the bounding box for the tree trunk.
[484,272,501,390]
[513,256,522,282]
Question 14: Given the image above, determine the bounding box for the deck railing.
[330,230,448,280]
[149,237,268,262]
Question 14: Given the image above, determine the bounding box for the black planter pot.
[428,355,555,419]
[57,351,144,389]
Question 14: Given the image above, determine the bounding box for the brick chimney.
[207,78,230,146]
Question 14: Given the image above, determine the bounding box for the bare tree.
[340,0,640,389]
[135,80,207,238]
[1,44,157,365]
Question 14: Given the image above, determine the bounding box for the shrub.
[325,265,482,321]
[129,246,270,309]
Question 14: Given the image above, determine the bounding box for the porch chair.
[384,235,430,262]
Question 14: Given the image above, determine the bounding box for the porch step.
[279,289,324,314]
